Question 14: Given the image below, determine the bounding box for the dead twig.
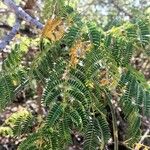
[0,22,36,37]
[0,0,43,50]
[0,17,21,50]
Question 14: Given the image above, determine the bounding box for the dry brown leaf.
[36,138,44,148]
[99,79,110,86]
[42,18,64,41]
[69,40,82,67]
[69,40,92,67]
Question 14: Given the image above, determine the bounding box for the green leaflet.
[46,104,63,127]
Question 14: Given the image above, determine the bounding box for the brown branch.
[0,22,36,37]
[0,23,12,31]
[0,0,43,50]
[0,17,21,50]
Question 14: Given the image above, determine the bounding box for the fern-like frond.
[126,110,141,145]
[84,119,100,150]
[18,133,39,150]
[143,91,150,117]
[87,22,101,48]
[73,101,88,129]
[5,108,34,136]
[3,44,28,71]
[0,73,15,111]
[63,22,83,48]
[0,69,28,111]
[94,116,111,149]
[97,115,111,143]
[46,104,63,127]
[135,19,150,46]
[0,127,13,136]
[70,108,83,129]
[58,115,72,147]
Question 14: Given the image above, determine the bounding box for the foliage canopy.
[0,0,150,150]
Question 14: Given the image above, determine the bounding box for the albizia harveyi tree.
[0,0,150,150]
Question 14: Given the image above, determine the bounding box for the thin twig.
[0,17,21,50]
[105,89,118,150]
[14,79,29,94]
[134,129,150,150]
[0,0,44,50]
[139,129,150,144]
[0,22,36,37]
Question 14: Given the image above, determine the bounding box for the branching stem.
[105,89,118,150]
[0,17,21,50]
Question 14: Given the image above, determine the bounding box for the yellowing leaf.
[42,18,64,41]
[36,138,44,148]
[12,80,18,86]
[134,143,150,150]
[16,34,21,38]
[85,80,94,89]
[54,25,65,41]
[0,127,13,136]
[69,40,82,67]
[99,79,110,86]
[69,40,91,67]
[109,79,118,90]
